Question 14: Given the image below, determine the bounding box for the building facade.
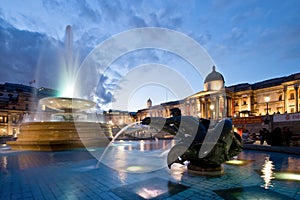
[1,68,300,137]
[0,83,58,136]
[137,67,300,127]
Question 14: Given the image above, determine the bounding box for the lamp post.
[264,96,270,115]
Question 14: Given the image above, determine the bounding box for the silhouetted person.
[170,107,181,117]
[259,129,266,145]
[261,128,271,145]
[270,127,283,146]
[242,129,250,141]
[283,127,292,147]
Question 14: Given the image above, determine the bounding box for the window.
[290,93,295,100]
[234,100,239,106]
[0,116,8,123]
[278,94,282,101]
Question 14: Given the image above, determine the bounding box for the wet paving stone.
[1,141,300,200]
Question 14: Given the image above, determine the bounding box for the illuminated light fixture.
[126,166,145,172]
[264,96,270,103]
[210,104,214,110]
[111,143,131,146]
[136,187,165,199]
[224,159,253,166]
[87,148,96,152]
[274,172,300,181]
[264,96,270,115]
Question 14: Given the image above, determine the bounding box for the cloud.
[76,0,102,23]
[1,0,299,111]
[0,20,50,85]
[231,7,266,24]
[95,75,115,104]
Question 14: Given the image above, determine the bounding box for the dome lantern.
[204,66,225,91]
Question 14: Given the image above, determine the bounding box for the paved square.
[1,141,300,200]
[111,177,190,200]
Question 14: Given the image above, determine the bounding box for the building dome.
[204,66,225,83]
[204,66,225,91]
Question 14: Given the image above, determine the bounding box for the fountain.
[7,97,112,151]
[39,97,96,121]
[141,108,243,174]
[7,26,112,151]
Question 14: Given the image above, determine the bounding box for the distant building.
[103,109,136,126]
[0,83,58,136]
[147,98,152,108]
[228,73,300,116]
[137,67,300,131]
[137,66,228,121]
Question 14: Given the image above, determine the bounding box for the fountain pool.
[1,139,299,199]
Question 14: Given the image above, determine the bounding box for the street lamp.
[264,96,270,115]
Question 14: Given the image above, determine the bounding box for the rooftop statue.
[142,108,243,172]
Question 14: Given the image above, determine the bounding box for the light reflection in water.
[1,156,8,169]
[261,156,275,189]
[98,139,177,175]
[136,187,165,199]
[140,140,145,152]
[275,172,300,181]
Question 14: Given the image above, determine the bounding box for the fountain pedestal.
[7,122,111,151]
[7,97,112,151]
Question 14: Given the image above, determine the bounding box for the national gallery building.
[1,68,299,140]
[137,67,300,134]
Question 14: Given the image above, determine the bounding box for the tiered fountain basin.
[7,97,112,151]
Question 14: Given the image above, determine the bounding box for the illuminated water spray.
[59,25,79,98]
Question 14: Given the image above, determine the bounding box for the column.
[295,84,299,113]
[226,96,230,117]
[249,93,254,115]
[205,99,208,118]
[201,98,205,118]
[197,98,201,118]
[192,98,197,117]
[238,97,242,115]
[283,85,287,113]
[216,96,220,120]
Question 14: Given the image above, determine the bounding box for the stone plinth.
[7,122,112,151]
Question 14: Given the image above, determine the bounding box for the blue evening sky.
[0,0,299,111]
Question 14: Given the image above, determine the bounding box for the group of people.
[259,127,292,146]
